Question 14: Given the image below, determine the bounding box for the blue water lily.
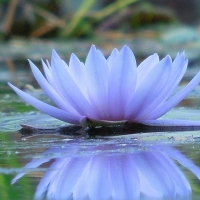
[8,45,200,126]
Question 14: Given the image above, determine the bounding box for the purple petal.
[157,152,191,196]
[72,160,91,199]
[42,59,61,94]
[136,53,159,88]
[8,83,80,124]
[107,48,119,69]
[148,70,200,119]
[11,158,50,184]
[28,60,79,116]
[166,148,200,180]
[165,53,187,97]
[35,157,69,199]
[107,46,137,120]
[85,45,109,119]
[41,59,52,83]
[125,56,172,120]
[110,155,140,199]
[137,53,187,120]
[133,152,176,197]
[68,53,86,94]
[87,156,112,200]
[53,157,90,199]
[50,50,96,118]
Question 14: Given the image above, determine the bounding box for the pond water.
[1,59,200,200]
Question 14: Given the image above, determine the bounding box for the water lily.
[12,144,200,200]
[8,45,200,126]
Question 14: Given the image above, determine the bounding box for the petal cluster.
[8,45,200,125]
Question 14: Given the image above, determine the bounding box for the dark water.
[0,60,200,199]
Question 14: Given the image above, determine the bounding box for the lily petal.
[8,83,80,124]
[50,50,96,118]
[108,46,137,120]
[125,56,172,120]
[28,60,79,116]
[136,53,159,88]
[85,45,109,119]
[148,70,200,119]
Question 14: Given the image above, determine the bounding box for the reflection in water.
[12,142,200,200]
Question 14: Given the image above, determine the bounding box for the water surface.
[0,59,200,199]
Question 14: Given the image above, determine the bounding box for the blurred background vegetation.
[1,0,200,85]
[1,0,200,63]
[1,0,200,40]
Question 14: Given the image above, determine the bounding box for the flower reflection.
[12,142,200,200]
[8,46,200,126]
